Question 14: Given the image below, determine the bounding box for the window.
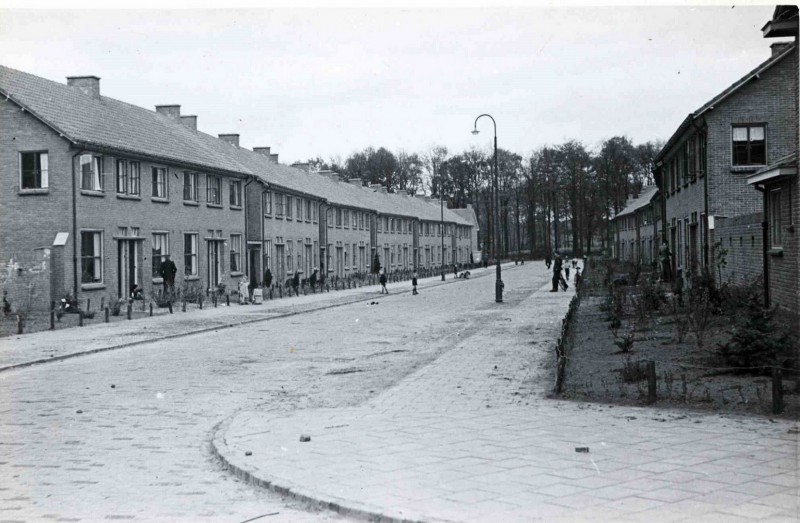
[275,193,284,217]
[313,241,318,268]
[287,241,294,272]
[352,211,358,229]
[296,198,303,220]
[264,191,273,215]
[117,161,141,195]
[732,125,766,166]
[206,175,221,205]
[336,208,342,227]
[184,233,198,276]
[312,203,318,223]
[359,212,365,230]
[150,167,167,198]
[20,151,48,189]
[770,190,782,249]
[286,196,293,219]
[230,234,242,272]
[80,231,103,284]
[80,154,103,191]
[306,199,312,221]
[152,233,169,278]
[344,209,350,229]
[230,180,242,207]
[183,172,198,201]
[377,216,382,232]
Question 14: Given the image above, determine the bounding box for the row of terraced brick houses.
[0,65,478,312]
[613,6,799,329]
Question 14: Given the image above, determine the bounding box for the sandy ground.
[563,264,800,420]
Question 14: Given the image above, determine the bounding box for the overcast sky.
[0,5,784,164]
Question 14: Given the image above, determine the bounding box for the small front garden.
[562,259,799,418]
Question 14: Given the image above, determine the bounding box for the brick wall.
[1,98,248,309]
[766,177,799,319]
[0,248,52,314]
[715,212,763,286]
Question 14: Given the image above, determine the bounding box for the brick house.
[612,185,661,264]
[0,64,477,312]
[654,37,798,287]
[746,6,799,327]
[0,67,249,309]
[451,204,481,265]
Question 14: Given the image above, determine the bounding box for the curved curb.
[209,415,433,523]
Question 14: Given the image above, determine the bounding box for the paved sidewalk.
[0,266,504,373]
[215,280,799,522]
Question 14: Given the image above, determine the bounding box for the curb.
[209,416,433,523]
[0,267,510,374]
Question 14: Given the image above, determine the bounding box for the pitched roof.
[0,64,471,225]
[612,185,658,220]
[0,64,250,175]
[451,207,479,228]
[655,43,797,163]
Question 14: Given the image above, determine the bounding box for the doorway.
[118,240,139,297]
[207,240,222,289]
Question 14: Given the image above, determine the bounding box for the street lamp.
[439,161,446,282]
[472,114,503,303]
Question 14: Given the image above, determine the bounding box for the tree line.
[306,136,663,258]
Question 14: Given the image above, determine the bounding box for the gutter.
[70,150,82,302]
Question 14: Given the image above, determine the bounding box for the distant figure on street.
[292,271,300,295]
[551,252,568,292]
[238,275,250,304]
[379,268,389,294]
[309,268,318,290]
[264,268,273,289]
[565,266,570,280]
[545,254,552,269]
[412,271,418,295]
[159,258,177,293]
[130,283,143,301]
[574,267,582,288]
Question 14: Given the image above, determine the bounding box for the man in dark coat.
[159,258,177,292]
[292,271,300,295]
[551,252,568,292]
[264,268,273,289]
[309,269,318,289]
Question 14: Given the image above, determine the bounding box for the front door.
[118,240,138,297]
[336,246,343,278]
[248,246,260,285]
[207,241,221,289]
[275,245,285,282]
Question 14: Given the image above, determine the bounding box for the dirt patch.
[562,261,799,420]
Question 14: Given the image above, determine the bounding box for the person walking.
[291,271,300,296]
[264,268,273,289]
[159,258,177,295]
[309,268,318,290]
[412,271,418,295]
[379,268,389,294]
[545,254,552,269]
[551,251,568,292]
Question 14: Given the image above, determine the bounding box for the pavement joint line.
[209,270,564,523]
[0,264,522,375]
[209,417,435,523]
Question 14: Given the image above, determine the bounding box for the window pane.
[732,127,748,141]
[750,126,765,141]
[750,142,766,165]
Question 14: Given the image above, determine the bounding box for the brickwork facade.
[715,212,764,285]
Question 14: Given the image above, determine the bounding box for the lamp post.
[472,114,503,303]
[440,161,446,281]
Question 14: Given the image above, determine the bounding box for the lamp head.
[471,129,479,135]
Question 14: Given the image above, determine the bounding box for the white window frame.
[151,166,168,199]
[20,151,49,190]
[184,233,198,277]
[152,232,169,278]
[80,230,103,284]
[230,234,242,273]
[80,154,104,191]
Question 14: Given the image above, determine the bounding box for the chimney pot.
[253,147,271,157]
[218,134,240,147]
[292,162,311,173]
[269,154,279,163]
[155,105,181,120]
[66,76,100,97]
[179,115,197,131]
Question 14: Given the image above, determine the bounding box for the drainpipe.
[760,187,770,308]
[71,150,83,301]
[260,184,267,283]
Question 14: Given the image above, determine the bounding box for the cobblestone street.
[1,263,798,522]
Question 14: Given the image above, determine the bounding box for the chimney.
[396,189,408,197]
[253,147,271,157]
[348,178,363,187]
[155,105,181,120]
[66,76,100,97]
[771,42,791,57]
[219,134,240,147]
[180,115,197,131]
[292,162,311,173]
[269,154,279,163]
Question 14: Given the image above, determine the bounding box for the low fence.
[552,260,587,395]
